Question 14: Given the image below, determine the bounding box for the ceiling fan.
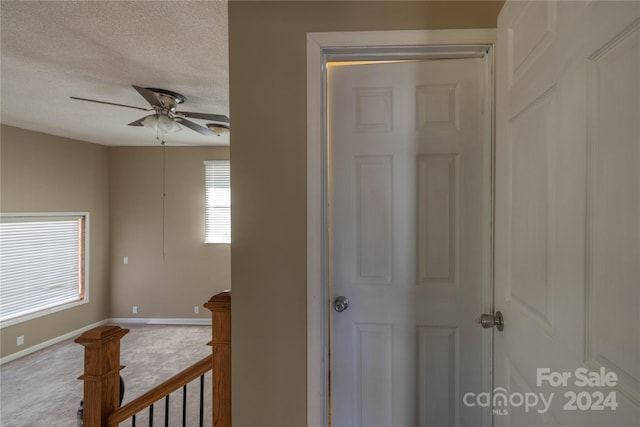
[70,85,230,136]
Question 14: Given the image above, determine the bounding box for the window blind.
[204,161,231,244]
[0,215,85,323]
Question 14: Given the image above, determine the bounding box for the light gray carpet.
[0,324,212,427]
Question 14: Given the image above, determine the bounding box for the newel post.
[75,325,129,427]
[204,291,231,427]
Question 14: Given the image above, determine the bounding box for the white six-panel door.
[328,57,491,427]
[495,1,640,426]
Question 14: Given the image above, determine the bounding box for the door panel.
[495,1,640,426]
[329,56,491,427]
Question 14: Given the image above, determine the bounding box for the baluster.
[164,395,169,427]
[182,385,187,426]
[199,374,205,427]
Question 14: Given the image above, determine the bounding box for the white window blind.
[205,161,231,244]
[0,215,86,323]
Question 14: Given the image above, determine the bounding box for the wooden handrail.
[107,354,213,426]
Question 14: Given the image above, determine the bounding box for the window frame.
[0,212,90,328]
[204,160,231,245]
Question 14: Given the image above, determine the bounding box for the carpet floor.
[0,324,212,427]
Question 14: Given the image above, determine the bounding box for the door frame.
[306,29,497,427]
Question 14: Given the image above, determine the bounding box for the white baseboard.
[1,318,212,365]
[0,319,108,365]
[108,317,212,326]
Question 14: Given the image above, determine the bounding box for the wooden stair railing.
[75,325,129,426]
[204,291,231,427]
[107,355,212,426]
[76,291,231,427]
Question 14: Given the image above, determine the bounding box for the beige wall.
[109,146,230,319]
[0,125,110,358]
[228,2,503,426]
[1,125,231,359]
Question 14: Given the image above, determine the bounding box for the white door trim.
[306,29,497,427]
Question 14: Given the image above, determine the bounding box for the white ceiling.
[1,1,229,146]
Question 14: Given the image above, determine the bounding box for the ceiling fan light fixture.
[142,114,181,134]
[158,115,181,133]
[142,114,158,129]
[206,123,230,136]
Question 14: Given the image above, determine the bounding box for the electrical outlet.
[123,256,129,264]
[133,306,138,314]
[194,306,199,314]
[16,336,24,346]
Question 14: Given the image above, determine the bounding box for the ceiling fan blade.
[178,111,230,123]
[70,96,150,112]
[178,118,215,136]
[132,85,163,108]
[128,115,155,126]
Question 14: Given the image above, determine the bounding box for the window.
[0,213,88,325]
[204,161,231,244]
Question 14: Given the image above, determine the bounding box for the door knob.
[334,296,350,312]
[476,311,504,331]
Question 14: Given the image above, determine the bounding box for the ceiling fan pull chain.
[161,139,166,261]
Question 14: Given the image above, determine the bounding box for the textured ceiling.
[1,1,229,146]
